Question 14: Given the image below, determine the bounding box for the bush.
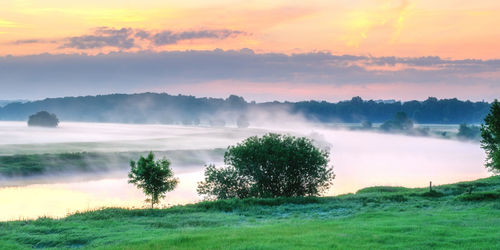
[198,133,334,199]
[197,164,252,199]
[27,111,59,128]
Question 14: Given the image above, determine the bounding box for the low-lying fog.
[0,121,490,221]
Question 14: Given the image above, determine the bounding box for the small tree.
[128,152,179,208]
[28,111,59,127]
[380,112,413,131]
[481,99,500,173]
[198,133,334,199]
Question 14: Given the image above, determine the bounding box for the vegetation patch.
[456,190,500,201]
[356,186,409,194]
[0,149,223,178]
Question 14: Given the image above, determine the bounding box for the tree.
[380,112,413,131]
[481,99,500,173]
[236,115,250,128]
[458,123,481,140]
[27,111,59,127]
[128,152,179,208]
[197,133,334,199]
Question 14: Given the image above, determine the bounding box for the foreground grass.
[0,176,499,249]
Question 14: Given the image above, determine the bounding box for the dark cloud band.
[58,27,246,49]
[0,49,497,100]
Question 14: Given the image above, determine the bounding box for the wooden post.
[429,181,432,192]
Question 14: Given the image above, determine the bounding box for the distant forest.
[0,93,491,125]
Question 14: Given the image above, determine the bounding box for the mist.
[0,115,490,220]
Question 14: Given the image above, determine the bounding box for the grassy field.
[0,176,499,249]
[0,149,224,177]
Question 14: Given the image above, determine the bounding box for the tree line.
[0,93,492,124]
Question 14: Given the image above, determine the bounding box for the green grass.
[0,149,224,177]
[0,176,499,249]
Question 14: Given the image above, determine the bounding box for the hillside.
[0,176,498,249]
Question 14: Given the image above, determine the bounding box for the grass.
[0,149,224,177]
[0,176,499,249]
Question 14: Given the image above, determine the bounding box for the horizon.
[0,91,493,105]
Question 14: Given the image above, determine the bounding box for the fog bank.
[0,121,490,220]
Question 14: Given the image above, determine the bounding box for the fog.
[0,121,490,221]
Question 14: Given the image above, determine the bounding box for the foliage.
[481,99,500,173]
[457,123,481,140]
[128,152,179,208]
[380,111,414,131]
[27,111,59,127]
[197,164,252,200]
[0,93,492,124]
[198,133,334,199]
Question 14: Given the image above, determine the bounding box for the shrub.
[27,111,59,128]
[198,133,334,199]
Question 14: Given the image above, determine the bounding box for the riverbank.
[0,176,498,249]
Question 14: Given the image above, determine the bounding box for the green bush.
[198,133,334,199]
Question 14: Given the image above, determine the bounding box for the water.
[0,122,490,221]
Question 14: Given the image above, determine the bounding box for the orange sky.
[1,0,499,59]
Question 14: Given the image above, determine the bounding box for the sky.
[0,0,499,102]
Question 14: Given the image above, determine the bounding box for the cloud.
[152,29,245,45]
[58,27,246,50]
[11,39,57,45]
[61,27,135,49]
[0,49,498,101]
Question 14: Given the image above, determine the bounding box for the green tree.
[198,133,334,199]
[380,111,413,131]
[197,164,252,199]
[481,100,500,173]
[128,152,179,208]
[27,111,59,128]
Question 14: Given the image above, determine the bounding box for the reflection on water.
[318,129,488,195]
[0,171,204,221]
[0,122,491,221]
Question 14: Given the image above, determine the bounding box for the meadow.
[0,176,498,249]
[0,150,224,178]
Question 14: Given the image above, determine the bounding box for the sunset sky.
[0,0,499,101]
